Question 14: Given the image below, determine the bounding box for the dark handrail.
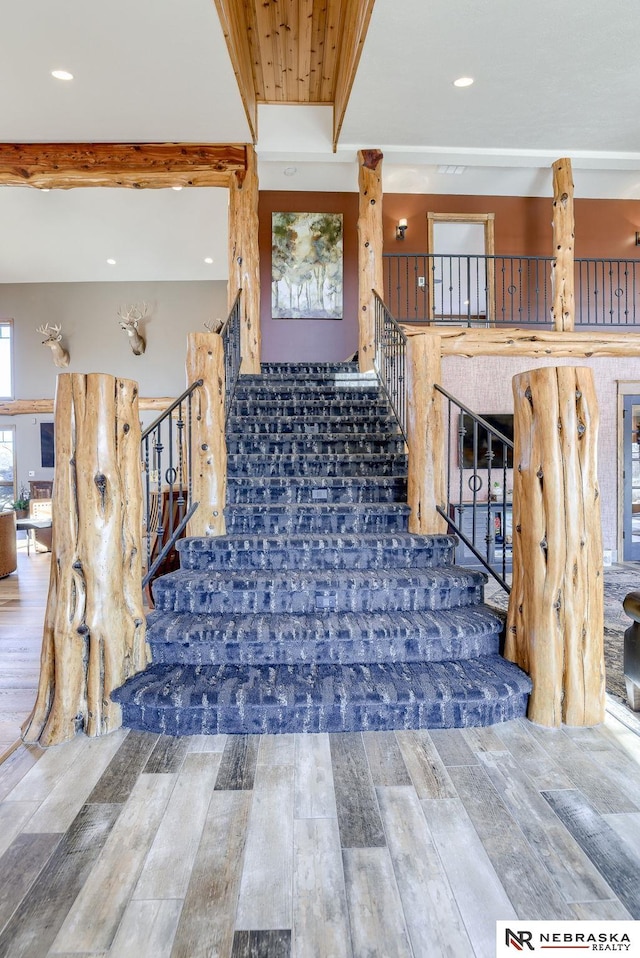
[222,289,242,420]
[372,290,408,439]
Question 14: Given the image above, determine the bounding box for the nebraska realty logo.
[496,922,639,955]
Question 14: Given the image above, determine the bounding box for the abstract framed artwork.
[271,212,343,319]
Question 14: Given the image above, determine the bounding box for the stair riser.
[227,456,408,479]
[233,387,381,401]
[152,582,485,615]
[118,694,529,736]
[226,437,405,455]
[232,401,391,417]
[178,544,455,572]
[226,479,407,504]
[227,419,399,436]
[224,511,409,534]
[259,363,359,374]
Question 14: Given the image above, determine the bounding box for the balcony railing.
[384,253,640,328]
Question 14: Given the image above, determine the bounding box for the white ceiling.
[1,0,640,283]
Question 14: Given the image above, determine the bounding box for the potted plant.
[11,484,30,519]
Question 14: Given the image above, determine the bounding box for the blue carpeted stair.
[113,361,531,734]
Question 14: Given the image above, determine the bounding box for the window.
[0,428,15,510]
[0,322,13,399]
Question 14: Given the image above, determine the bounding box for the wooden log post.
[505,366,605,727]
[185,332,227,537]
[357,149,383,372]
[228,144,261,374]
[406,333,447,534]
[22,373,149,747]
[551,157,575,332]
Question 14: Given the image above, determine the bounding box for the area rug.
[485,563,640,703]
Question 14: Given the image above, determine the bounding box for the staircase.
[113,361,531,735]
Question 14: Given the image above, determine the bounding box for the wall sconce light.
[396,218,408,241]
[635,231,640,246]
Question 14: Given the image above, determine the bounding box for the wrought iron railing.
[373,291,408,438]
[221,289,242,419]
[141,380,202,589]
[435,384,514,592]
[384,253,640,328]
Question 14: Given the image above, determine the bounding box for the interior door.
[427,212,495,325]
[623,395,640,561]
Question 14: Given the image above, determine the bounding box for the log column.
[551,157,575,332]
[505,365,604,727]
[228,144,261,374]
[185,332,227,537]
[406,333,447,534]
[22,374,149,746]
[357,149,383,372]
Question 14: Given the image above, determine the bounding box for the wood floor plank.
[362,732,412,786]
[542,788,640,919]
[50,773,176,953]
[106,899,183,958]
[23,731,127,834]
[395,730,456,799]
[342,848,412,958]
[603,812,640,863]
[527,724,639,814]
[0,802,121,958]
[0,800,40,858]
[493,719,574,790]
[378,786,473,958]
[186,733,227,753]
[477,750,617,904]
[0,832,60,935]
[143,735,190,774]
[569,899,633,920]
[215,735,259,791]
[231,929,291,958]
[85,729,157,804]
[293,818,352,958]
[133,753,220,901]
[294,733,337,820]
[448,765,573,919]
[423,797,516,958]
[170,790,252,958]
[428,728,479,767]
[461,727,510,754]
[236,765,294,930]
[258,734,295,766]
[329,733,385,849]
[4,733,89,803]
[587,740,640,811]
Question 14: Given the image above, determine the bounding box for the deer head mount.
[36,323,70,367]
[203,318,223,334]
[117,303,148,355]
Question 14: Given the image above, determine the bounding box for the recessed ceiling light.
[204,257,213,264]
[40,187,51,192]
[283,166,297,177]
[453,76,474,88]
[172,185,183,191]
[106,258,116,265]
[51,69,74,81]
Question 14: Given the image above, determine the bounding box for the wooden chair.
[0,511,17,577]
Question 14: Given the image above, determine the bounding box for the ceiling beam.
[333,0,376,149]
[213,0,259,142]
[0,143,248,189]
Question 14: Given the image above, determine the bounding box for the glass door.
[623,396,640,561]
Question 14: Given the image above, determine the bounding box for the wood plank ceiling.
[214,0,376,149]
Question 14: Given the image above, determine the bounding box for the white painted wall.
[0,280,227,494]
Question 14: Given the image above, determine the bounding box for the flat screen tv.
[40,422,55,468]
[460,413,513,469]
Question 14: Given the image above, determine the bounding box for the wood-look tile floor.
[2,546,640,957]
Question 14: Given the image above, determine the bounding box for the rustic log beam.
[406,334,447,534]
[228,145,261,374]
[551,157,575,332]
[22,373,148,746]
[357,149,383,372]
[505,365,605,727]
[0,143,247,189]
[185,333,226,537]
[401,326,640,358]
[0,396,183,415]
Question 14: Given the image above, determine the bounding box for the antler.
[36,323,69,366]
[203,318,224,334]
[117,303,148,355]
[36,323,62,341]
